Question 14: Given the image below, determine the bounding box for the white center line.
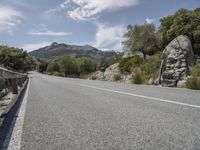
[72,83,200,109]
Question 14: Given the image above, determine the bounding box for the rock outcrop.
[159,35,195,87]
[122,50,134,58]
[93,63,133,83]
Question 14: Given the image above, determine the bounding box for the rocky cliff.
[159,35,195,87]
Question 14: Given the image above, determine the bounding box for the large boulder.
[159,35,195,87]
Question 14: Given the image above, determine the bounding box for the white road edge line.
[6,80,30,150]
[73,83,200,109]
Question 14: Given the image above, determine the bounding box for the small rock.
[177,80,187,88]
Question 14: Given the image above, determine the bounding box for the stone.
[148,78,154,85]
[159,35,195,87]
[122,50,134,58]
[177,80,187,88]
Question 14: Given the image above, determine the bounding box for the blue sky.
[0,0,199,52]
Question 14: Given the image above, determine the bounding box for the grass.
[112,74,122,81]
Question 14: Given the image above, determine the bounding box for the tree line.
[37,54,121,77]
[0,45,36,72]
[123,8,200,59]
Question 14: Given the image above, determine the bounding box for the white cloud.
[0,6,23,33]
[145,18,155,24]
[28,24,72,36]
[29,31,72,36]
[22,42,51,52]
[46,0,71,13]
[94,23,126,51]
[68,0,139,20]
[47,0,139,21]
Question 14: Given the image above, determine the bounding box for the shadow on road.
[0,83,28,149]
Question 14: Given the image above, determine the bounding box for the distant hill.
[29,42,119,60]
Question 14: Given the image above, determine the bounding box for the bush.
[0,92,6,99]
[47,72,64,77]
[113,74,122,81]
[186,77,200,90]
[132,68,144,84]
[191,63,200,77]
[91,75,97,80]
[141,52,162,80]
[119,55,143,73]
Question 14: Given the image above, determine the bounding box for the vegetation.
[141,52,162,80]
[46,62,60,73]
[123,23,161,60]
[119,55,143,73]
[76,57,97,74]
[132,68,144,84]
[159,8,200,55]
[90,75,97,80]
[186,77,200,90]
[0,45,36,72]
[0,91,6,99]
[186,62,200,90]
[37,59,48,73]
[39,56,98,77]
[112,74,122,81]
[191,63,200,77]
[47,72,64,77]
[58,56,79,77]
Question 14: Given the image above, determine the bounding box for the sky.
[0,0,199,52]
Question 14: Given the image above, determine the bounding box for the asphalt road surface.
[7,72,200,149]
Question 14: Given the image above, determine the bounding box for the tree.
[58,56,79,76]
[123,23,160,60]
[37,59,48,73]
[76,57,97,73]
[0,45,36,72]
[46,62,60,72]
[159,8,200,55]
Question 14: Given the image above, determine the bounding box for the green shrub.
[119,55,143,73]
[113,74,122,81]
[47,72,65,77]
[0,92,6,99]
[141,52,162,80]
[132,68,144,84]
[191,63,200,77]
[186,77,200,90]
[91,75,97,80]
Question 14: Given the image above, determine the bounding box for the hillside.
[29,42,118,60]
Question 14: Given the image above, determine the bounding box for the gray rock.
[122,50,134,58]
[159,35,195,87]
[177,80,187,88]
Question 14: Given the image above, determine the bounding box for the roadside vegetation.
[119,7,200,90]
[0,45,37,98]
[36,7,200,90]
[186,62,200,90]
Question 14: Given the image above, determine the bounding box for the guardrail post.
[18,78,23,87]
[12,78,18,94]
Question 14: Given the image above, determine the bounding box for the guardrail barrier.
[0,67,28,94]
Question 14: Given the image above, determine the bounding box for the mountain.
[29,42,119,60]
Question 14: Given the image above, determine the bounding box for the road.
[7,72,200,149]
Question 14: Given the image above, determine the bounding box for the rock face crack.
[160,35,195,87]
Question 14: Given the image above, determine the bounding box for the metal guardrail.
[0,67,28,94]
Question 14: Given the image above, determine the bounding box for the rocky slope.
[29,42,118,60]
